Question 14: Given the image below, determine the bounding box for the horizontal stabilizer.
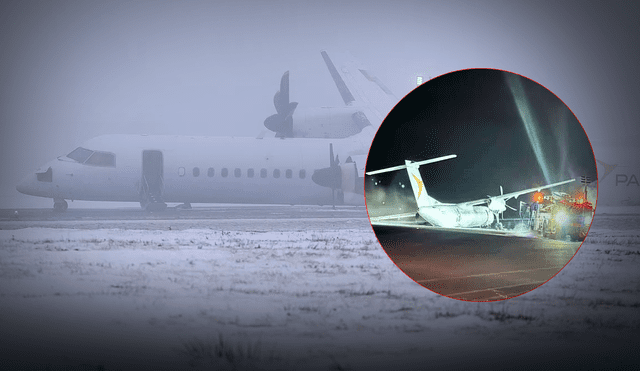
[358,69,394,96]
[365,154,457,175]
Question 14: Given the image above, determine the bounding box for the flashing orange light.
[533,192,544,203]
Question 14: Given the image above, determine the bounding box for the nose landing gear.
[53,199,68,212]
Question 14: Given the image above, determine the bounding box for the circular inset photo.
[365,69,597,302]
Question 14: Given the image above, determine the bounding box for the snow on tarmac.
[0,212,639,370]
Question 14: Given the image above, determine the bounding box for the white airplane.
[366,154,576,229]
[16,51,398,211]
[263,51,397,139]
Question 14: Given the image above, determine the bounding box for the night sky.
[366,69,597,207]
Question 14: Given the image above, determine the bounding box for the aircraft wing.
[459,178,577,207]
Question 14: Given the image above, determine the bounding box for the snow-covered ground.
[0,213,639,370]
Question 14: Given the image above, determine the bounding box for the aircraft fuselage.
[16,134,369,207]
[418,204,495,228]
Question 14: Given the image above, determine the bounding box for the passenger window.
[235,168,241,177]
[260,168,267,178]
[247,168,254,178]
[66,147,94,163]
[193,167,200,177]
[207,168,214,177]
[85,151,116,167]
[273,169,280,178]
[299,169,306,179]
[285,169,292,178]
[221,168,228,177]
[178,167,185,176]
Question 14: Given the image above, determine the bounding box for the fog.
[1,0,639,208]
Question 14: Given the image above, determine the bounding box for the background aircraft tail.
[321,50,398,130]
[366,154,456,208]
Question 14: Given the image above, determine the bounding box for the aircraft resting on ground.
[16,51,398,211]
[366,154,576,230]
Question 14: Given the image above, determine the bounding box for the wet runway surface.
[373,225,582,301]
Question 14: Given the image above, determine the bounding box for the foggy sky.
[1,0,639,207]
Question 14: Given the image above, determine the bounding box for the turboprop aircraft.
[366,154,576,230]
[263,51,397,139]
[16,51,398,211]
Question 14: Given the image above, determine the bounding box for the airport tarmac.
[373,225,581,301]
[0,205,637,370]
[0,205,370,230]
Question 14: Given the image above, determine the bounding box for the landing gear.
[53,199,68,212]
[140,198,167,212]
[493,212,503,230]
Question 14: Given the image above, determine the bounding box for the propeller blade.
[330,143,335,167]
[274,71,290,114]
[264,71,297,137]
[500,185,503,195]
[312,143,342,190]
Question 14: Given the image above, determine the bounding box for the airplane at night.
[366,154,576,230]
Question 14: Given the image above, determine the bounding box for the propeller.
[311,143,343,207]
[500,186,518,211]
[487,186,517,210]
[487,186,517,228]
[264,71,298,138]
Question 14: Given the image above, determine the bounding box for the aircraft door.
[141,150,166,210]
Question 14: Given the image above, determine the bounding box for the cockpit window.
[66,147,94,163]
[66,147,115,167]
[85,151,116,167]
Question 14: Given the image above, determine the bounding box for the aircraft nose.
[16,175,33,195]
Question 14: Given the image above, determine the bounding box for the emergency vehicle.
[521,188,594,241]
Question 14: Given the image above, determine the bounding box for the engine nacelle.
[290,107,370,138]
[311,151,365,206]
[457,206,495,227]
[488,198,506,213]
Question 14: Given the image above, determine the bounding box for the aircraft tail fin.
[366,154,456,208]
[405,160,440,207]
[321,51,356,106]
[320,50,398,129]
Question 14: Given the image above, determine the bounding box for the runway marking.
[415,266,564,283]
[446,280,549,299]
[484,289,509,301]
